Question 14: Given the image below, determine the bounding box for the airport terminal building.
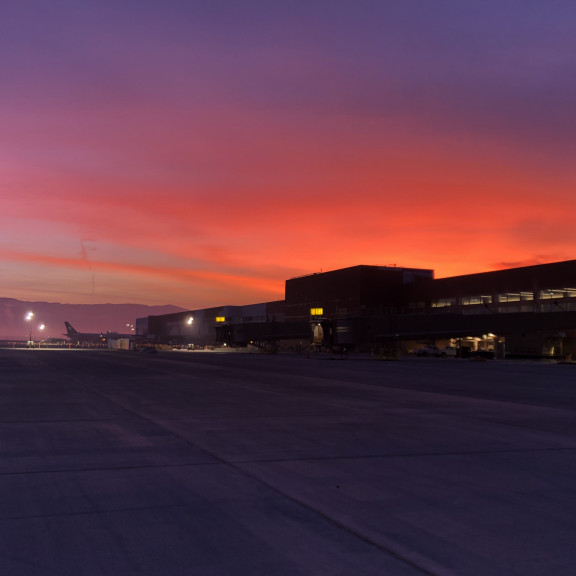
[136,259,576,358]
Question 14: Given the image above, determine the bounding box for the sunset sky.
[2,1,575,308]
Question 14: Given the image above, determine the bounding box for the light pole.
[185,316,194,349]
[25,312,34,348]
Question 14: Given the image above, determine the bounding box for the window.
[215,316,226,323]
[540,288,576,299]
[498,292,533,303]
[432,298,455,308]
[462,295,492,306]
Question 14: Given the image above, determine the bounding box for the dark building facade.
[390,260,576,357]
[136,260,576,358]
[137,301,286,347]
[284,265,433,321]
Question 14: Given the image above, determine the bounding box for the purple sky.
[2,0,575,310]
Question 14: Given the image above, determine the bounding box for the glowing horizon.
[2,2,575,308]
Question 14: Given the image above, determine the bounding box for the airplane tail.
[64,322,78,335]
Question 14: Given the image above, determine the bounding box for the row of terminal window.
[429,288,576,308]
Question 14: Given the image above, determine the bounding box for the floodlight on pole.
[25,312,34,347]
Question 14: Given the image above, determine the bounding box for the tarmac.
[1,348,575,575]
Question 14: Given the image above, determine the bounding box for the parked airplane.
[63,322,133,344]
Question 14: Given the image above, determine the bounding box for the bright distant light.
[187,317,194,325]
[39,324,45,330]
[25,311,34,321]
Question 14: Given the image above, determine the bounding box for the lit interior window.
[462,295,492,305]
[539,289,565,300]
[432,298,455,308]
[215,316,226,323]
[498,293,521,303]
[310,307,324,316]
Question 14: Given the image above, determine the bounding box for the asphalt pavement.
[1,348,575,575]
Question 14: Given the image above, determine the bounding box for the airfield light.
[25,312,34,347]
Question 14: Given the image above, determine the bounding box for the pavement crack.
[226,446,576,465]
[0,503,190,523]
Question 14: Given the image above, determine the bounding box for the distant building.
[136,301,285,347]
[284,265,433,321]
[394,260,576,357]
[135,260,576,358]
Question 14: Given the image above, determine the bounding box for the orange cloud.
[3,83,576,304]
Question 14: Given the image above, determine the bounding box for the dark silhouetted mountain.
[0,298,186,339]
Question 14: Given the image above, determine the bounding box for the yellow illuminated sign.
[310,308,323,316]
[215,316,226,323]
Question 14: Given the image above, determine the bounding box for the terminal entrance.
[312,323,324,345]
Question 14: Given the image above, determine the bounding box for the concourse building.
[385,259,576,357]
[136,301,286,349]
[136,259,576,358]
